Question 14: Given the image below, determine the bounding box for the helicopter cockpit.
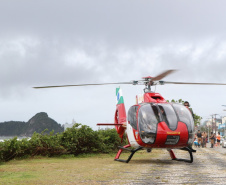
[128,103,195,145]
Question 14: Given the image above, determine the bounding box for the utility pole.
[211,114,219,133]
[211,114,214,133]
[206,118,212,143]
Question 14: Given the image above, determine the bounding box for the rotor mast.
[142,77,154,93]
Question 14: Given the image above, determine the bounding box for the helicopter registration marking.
[167,132,180,135]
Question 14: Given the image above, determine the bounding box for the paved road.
[119,143,226,185]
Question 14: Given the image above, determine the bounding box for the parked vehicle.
[222,139,226,148]
[220,138,224,145]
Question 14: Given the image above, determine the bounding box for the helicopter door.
[128,105,138,130]
[138,104,160,144]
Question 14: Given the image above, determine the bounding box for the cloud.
[1,1,226,43]
[1,1,226,126]
[1,35,226,97]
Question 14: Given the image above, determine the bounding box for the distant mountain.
[0,112,64,136]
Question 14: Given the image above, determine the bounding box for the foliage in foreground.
[0,124,126,162]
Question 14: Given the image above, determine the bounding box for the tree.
[194,113,202,127]
[167,99,184,104]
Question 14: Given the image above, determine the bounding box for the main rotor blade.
[33,82,133,89]
[161,81,226,85]
[152,69,176,81]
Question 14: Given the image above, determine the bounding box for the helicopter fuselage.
[117,92,195,149]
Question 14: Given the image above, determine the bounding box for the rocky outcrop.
[0,112,64,136]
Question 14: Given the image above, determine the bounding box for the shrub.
[61,123,101,155]
[97,128,124,152]
[28,130,66,157]
[0,123,128,162]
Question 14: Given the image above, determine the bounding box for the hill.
[0,112,64,136]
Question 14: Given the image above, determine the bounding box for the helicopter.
[33,69,226,163]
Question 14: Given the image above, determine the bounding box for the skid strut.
[114,145,143,163]
[168,147,196,163]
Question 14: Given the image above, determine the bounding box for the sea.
[0,136,31,142]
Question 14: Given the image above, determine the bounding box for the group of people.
[209,131,221,148]
[183,101,222,149]
[194,130,208,148]
[194,130,221,148]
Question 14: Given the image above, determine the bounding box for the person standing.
[214,133,216,147]
[184,101,194,119]
[216,132,221,147]
[196,130,202,147]
[202,131,207,148]
[209,132,215,148]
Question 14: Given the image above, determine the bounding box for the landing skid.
[114,145,143,163]
[114,145,196,163]
[168,147,196,163]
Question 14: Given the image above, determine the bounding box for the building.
[64,119,77,131]
[219,116,226,136]
[203,116,226,136]
[202,117,221,133]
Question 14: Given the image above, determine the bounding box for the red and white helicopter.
[34,70,226,163]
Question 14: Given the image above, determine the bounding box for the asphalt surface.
[112,143,226,185]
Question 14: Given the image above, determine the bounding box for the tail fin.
[115,88,127,140]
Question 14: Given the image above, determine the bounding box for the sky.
[1,0,226,130]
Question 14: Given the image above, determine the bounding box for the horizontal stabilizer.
[97,123,123,126]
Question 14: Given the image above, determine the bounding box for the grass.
[0,149,164,185]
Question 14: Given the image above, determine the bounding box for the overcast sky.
[1,0,226,129]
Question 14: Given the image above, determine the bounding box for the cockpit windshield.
[138,103,194,145]
[138,104,160,144]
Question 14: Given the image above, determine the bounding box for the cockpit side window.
[172,103,195,145]
[158,104,178,130]
[172,103,194,133]
[128,106,138,130]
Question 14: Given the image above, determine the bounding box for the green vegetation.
[0,123,127,162]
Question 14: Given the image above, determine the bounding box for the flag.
[116,87,124,104]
